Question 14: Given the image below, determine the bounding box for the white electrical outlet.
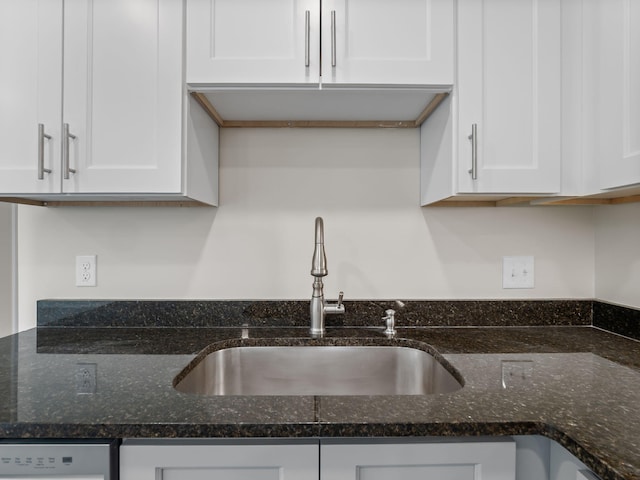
[76,255,97,287]
[502,256,534,289]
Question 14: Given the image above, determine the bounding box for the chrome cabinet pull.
[468,123,478,180]
[331,10,336,67]
[305,10,310,67]
[63,123,77,179]
[37,123,52,180]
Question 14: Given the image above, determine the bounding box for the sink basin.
[174,345,463,396]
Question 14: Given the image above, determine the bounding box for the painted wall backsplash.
[16,128,602,330]
[594,201,640,308]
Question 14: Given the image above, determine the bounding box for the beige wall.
[594,202,640,308]
[17,129,595,330]
[0,203,13,337]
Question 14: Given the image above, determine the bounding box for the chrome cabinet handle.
[37,124,52,180]
[63,123,77,179]
[304,10,310,67]
[331,10,336,67]
[468,123,478,180]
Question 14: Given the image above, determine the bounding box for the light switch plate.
[502,256,534,289]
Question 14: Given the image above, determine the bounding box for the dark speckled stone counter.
[36,299,594,328]
[1,300,639,480]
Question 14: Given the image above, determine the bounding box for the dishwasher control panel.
[0,443,112,477]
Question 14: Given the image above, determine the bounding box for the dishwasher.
[0,440,118,479]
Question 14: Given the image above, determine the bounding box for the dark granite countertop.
[0,300,639,480]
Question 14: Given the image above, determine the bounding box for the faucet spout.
[309,217,344,337]
[311,217,328,277]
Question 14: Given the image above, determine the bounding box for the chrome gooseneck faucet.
[310,217,345,336]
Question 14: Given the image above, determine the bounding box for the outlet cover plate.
[502,256,534,289]
[76,255,97,287]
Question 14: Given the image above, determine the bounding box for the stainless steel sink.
[174,345,463,396]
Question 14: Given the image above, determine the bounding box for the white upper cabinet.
[320,0,453,86]
[62,0,184,195]
[0,0,62,195]
[186,0,453,87]
[586,0,640,191]
[421,0,562,204]
[0,0,218,204]
[187,0,321,85]
[456,0,561,194]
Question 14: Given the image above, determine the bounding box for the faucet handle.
[324,291,345,315]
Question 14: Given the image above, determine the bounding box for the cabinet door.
[186,0,320,85]
[321,440,516,480]
[120,442,319,480]
[62,0,183,194]
[456,0,561,194]
[0,0,62,194]
[321,0,453,86]
[592,0,640,189]
[549,438,598,480]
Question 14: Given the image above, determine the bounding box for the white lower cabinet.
[513,436,601,480]
[120,438,516,480]
[119,440,319,480]
[321,438,516,480]
[549,438,600,480]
